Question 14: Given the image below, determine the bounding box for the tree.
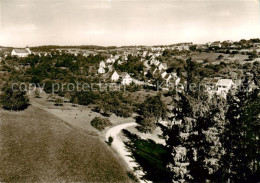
[91,117,112,131]
[135,95,167,133]
[221,85,260,182]
[139,95,167,121]
[185,58,197,94]
[34,88,41,98]
[136,116,157,133]
[163,92,225,182]
[54,97,63,106]
[0,85,29,111]
[107,136,113,146]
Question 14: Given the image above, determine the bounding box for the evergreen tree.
[220,81,260,182]
[164,92,225,182]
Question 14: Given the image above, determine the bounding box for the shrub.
[127,171,139,182]
[136,116,157,133]
[107,136,113,146]
[54,97,63,106]
[34,89,41,98]
[91,117,112,131]
[0,85,29,111]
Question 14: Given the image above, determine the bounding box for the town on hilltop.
[1,39,259,98]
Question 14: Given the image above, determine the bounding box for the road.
[105,122,149,182]
[105,122,138,170]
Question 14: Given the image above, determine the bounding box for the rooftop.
[216,79,234,86]
[13,48,30,54]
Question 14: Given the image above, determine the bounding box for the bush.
[0,85,29,111]
[91,117,112,131]
[54,97,63,106]
[107,136,113,146]
[136,116,157,133]
[34,89,41,98]
[127,171,139,182]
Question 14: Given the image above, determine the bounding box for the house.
[150,59,160,66]
[106,58,115,64]
[165,74,172,84]
[201,78,219,91]
[99,61,106,68]
[253,43,260,48]
[120,72,132,85]
[161,71,167,79]
[210,41,221,48]
[98,66,106,74]
[174,45,190,51]
[117,60,124,65]
[151,68,158,75]
[111,71,120,81]
[143,68,149,76]
[216,79,234,96]
[158,63,167,71]
[107,65,113,72]
[111,71,132,85]
[11,47,31,57]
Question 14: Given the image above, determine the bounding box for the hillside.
[0,105,130,182]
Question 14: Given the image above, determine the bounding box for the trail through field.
[105,122,149,183]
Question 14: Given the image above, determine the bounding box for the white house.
[98,66,106,74]
[111,71,120,81]
[253,43,260,48]
[210,41,221,48]
[216,79,234,96]
[150,59,160,66]
[99,61,106,68]
[11,47,31,57]
[120,72,132,85]
[165,74,172,84]
[161,71,167,78]
[158,63,167,71]
[117,60,124,65]
[106,58,115,64]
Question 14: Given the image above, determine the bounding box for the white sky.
[0,0,260,47]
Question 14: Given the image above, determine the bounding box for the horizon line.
[1,37,260,48]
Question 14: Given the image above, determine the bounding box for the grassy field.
[123,130,171,182]
[191,52,249,64]
[0,105,131,182]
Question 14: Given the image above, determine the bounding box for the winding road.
[105,122,152,182]
[105,122,139,170]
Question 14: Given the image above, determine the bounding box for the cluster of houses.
[111,71,133,85]
[96,49,181,86]
[7,44,259,92]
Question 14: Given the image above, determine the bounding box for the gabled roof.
[201,78,219,85]
[216,79,234,86]
[165,74,171,79]
[13,48,29,54]
[120,72,129,78]
[162,63,167,68]
[112,70,119,75]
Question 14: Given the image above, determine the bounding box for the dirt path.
[105,122,149,182]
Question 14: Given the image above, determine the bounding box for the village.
[1,38,259,99]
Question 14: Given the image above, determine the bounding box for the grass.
[122,129,171,183]
[0,105,130,182]
[191,52,248,64]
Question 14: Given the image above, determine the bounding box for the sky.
[0,0,260,47]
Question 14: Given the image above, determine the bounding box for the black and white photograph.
[0,0,259,182]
